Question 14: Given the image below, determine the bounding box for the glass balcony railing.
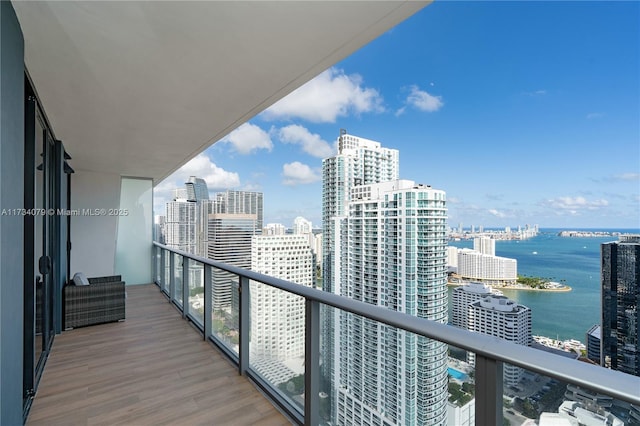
[153,242,640,426]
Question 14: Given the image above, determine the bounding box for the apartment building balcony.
[3,2,639,426]
[50,242,633,426]
[2,2,431,424]
[26,284,290,426]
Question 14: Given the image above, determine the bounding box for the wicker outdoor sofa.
[63,275,126,329]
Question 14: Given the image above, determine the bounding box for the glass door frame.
[23,78,60,417]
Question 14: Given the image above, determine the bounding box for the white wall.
[70,170,120,278]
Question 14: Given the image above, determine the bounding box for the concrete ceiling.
[12,1,429,183]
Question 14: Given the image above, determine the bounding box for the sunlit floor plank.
[27,284,291,426]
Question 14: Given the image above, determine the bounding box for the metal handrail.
[153,241,640,409]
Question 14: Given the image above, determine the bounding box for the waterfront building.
[451,282,498,329]
[322,131,399,422]
[467,294,531,385]
[601,235,640,376]
[337,179,449,425]
[473,236,495,256]
[447,246,459,271]
[250,234,313,384]
[322,131,399,294]
[586,324,601,364]
[456,248,517,285]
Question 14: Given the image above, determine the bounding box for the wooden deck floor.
[27,284,291,426]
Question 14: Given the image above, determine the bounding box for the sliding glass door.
[23,88,59,415]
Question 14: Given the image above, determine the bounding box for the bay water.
[448,228,639,343]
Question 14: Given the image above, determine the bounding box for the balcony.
[26,283,290,426]
[28,242,638,425]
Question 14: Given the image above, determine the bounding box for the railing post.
[169,253,175,302]
[304,299,320,426]
[238,275,250,375]
[204,265,212,341]
[160,248,166,291]
[475,354,503,426]
[182,257,189,318]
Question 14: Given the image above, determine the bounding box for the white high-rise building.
[313,233,323,269]
[335,179,448,426]
[165,200,197,254]
[451,282,498,329]
[322,131,399,295]
[322,131,399,424]
[467,294,531,385]
[250,234,313,384]
[457,248,517,284]
[473,236,495,256]
[263,223,286,235]
[447,246,460,269]
[165,176,211,256]
[293,216,312,235]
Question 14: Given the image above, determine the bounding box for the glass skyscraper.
[601,235,640,376]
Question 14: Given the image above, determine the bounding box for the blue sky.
[155,1,640,230]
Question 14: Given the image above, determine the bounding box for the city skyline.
[154,1,639,229]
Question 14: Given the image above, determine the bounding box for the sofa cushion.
[73,272,90,286]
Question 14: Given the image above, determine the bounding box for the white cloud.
[262,68,384,123]
[586,112,605,120]
[523,89,547,97]
[540,196,609,212]
[613,173,640,181]
[154,153,240,212]
[220,123,273,154]
[278,125,334,158]
[403,85,444,113]
[282,162,320,186]
[488,209,507,218]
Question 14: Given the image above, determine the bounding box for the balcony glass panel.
[501,360,635,426]
[151,244,639,426]
[448,344,476,426]
[210,267,239,355]
[249,280,305,414]
[501,363,566,426]
[187,261,204,327]
[162,249,170,293]
[322,306,450,426]
[173,253,183,307]
[154,246,161,285]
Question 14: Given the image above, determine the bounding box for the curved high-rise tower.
[322,132,448,425]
